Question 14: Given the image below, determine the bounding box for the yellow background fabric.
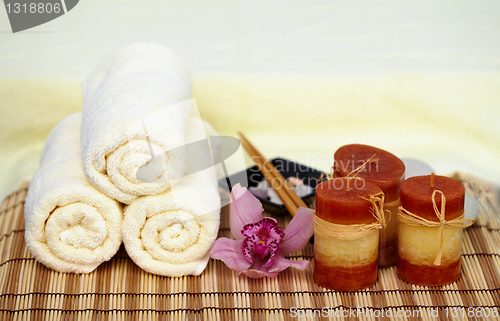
[1,1,499,200]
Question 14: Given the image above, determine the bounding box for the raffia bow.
[398,190,474,266]
[314,191,389,240]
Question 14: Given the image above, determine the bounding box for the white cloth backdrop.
[1,0,499,201]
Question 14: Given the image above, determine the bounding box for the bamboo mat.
[0,177,499,321]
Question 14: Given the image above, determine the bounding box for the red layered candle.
[314,177,382,291]
[398,175,465,286]
[334,144,405,267]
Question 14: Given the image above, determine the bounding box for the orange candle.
[314,177,384,291]
[397,174,472,286]
[334,144,405,267]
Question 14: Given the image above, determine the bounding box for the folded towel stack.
[25,43,221,276]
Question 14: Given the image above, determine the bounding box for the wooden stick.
[239,133,308,209]
[239,137,298,215]
[238,132,308,217]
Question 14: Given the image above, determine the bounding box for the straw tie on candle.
[398,190,474,266]
[345,155,377,186]
[314,191,388,240]
[319,155,377,185]
[361,191,390,227]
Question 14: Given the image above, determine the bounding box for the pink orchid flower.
[210,183,314,278]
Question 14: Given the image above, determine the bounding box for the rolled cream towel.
[81,42,192,204]
[25,113,123,274]
[122,118,221,276]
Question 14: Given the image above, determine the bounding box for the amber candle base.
[378,200,399,267]
[313,228,379,291]
[314,259,378,291]
[397,256,460,286]
[398,222,462,285]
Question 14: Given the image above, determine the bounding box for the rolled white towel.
[81,42,192,204]
[25,113,123,274]
[122,118,221,276]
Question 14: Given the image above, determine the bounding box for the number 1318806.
[6,2,62,14]
[445,307,498,318]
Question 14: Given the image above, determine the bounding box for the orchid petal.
[239,253,309,278]
[229,184,264,240]
[242,235,258,263]
[268,253,310,273]
[241,217,283,240]
[279,207,314,256]
[262,239,279,267]
[240,269,279,279]
[210,238,252,272]
[240,258,278,279]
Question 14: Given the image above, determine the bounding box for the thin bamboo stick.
[238,132,309,216]
[239,133,307,209]
[238,137,297,215]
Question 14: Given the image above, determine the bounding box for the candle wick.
[430,173,435,188]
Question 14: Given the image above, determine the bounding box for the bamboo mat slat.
[0,177,499,321]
